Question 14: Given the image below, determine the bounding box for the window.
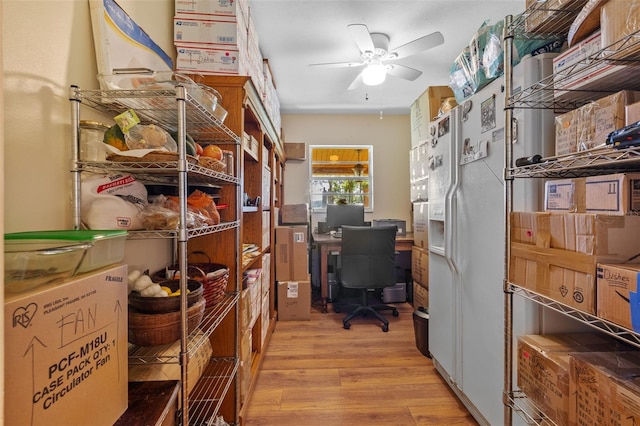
[309,145,373,212]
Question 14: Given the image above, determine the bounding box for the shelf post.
[69,85,82,230]
[503,13,514,426]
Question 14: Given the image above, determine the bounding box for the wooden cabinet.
[187,75,284,423]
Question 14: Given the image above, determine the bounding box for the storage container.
[4,239,91,293]
[5,230,127,274]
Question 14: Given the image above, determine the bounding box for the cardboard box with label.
[510,212,640,313]
[275,225,308,281]
[4,265,128,426]
[585,172,640,215]
[570,351,640,426]
[277,279,311,321]
[597,263,640,332]
[544,178,586,212]
[517,333,618,426]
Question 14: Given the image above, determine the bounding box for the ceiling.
[249,0,525,115]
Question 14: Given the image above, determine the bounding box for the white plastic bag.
[81,173,147,230]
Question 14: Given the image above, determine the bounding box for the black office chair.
[334,225,399,332]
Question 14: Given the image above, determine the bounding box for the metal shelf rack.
[503,3,640,425]
[69,83,241,426]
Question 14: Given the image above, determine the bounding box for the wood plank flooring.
[243,295,479,425]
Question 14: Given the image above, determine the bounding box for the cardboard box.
[175,44,241,74]
[555,109,580,156]
[262,210,271,250]
[544,178,586,212]
[261,292,270,345]
[372,219,407,235]
[280,204,309,224]
[553,31,639,100]
[525,0,578,33]
[413,201,428,249]
[239,286,251,332]
[517,333,618,426]
[555,91,639,155]
[238,328,252,404]
[626,100,640,125]
[277,279,311,321]
[585,172,640,215]
[413,281,429,309]
[4,265,128,426]
[600,0,640,60]
[174,17,243,46]
[592,91,640,147]
[284,142,306,160]
[510,212,640,313]
[175,0,249,20]
[275,225,309,281]
[411,246,429,287]
[410,86,454,147]
[597,263,640,332]
[570,351,640,426]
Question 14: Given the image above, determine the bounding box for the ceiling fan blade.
[348,24,375,53]
[347,72,363,91]
[309,61,365,69]
[390,31,444,59]
[387,64,422,81]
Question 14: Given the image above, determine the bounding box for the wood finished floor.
[243,295,479,426]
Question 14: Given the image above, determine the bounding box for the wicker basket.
[152,251,229,307]
[107,151,198,166]
[128,297,205,346]
[197,156,226,172]
[128,279,203,314]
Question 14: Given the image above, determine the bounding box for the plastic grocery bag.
[81,172,147,230]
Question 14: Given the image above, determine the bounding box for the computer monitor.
[326,204,365,230]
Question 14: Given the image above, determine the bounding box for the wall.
[2,0,175,273]
[281,113,413,231]
[1,2,5,422]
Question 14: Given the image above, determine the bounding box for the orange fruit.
[202,144,223,160]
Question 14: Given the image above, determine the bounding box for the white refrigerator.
[427,54,557,425]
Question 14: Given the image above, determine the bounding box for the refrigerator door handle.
[444,109,460,276]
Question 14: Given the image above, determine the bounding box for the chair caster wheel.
[334,307,341,313]
[382,324,389,332]
[392,309,399,317]
[343,322,351,330]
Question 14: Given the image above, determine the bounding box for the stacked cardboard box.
[275,225,311,320]
[517,333,617,426]
[570,351,640,425]
[554,90,640,156]
[173,0,265,96]
[510,211,640,313]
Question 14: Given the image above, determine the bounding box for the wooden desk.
[312,232,414,313]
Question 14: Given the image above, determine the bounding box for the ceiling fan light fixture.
[362,63,387,86]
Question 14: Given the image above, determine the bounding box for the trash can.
[413,307,430,358]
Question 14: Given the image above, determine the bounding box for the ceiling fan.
[309,24,444,90]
